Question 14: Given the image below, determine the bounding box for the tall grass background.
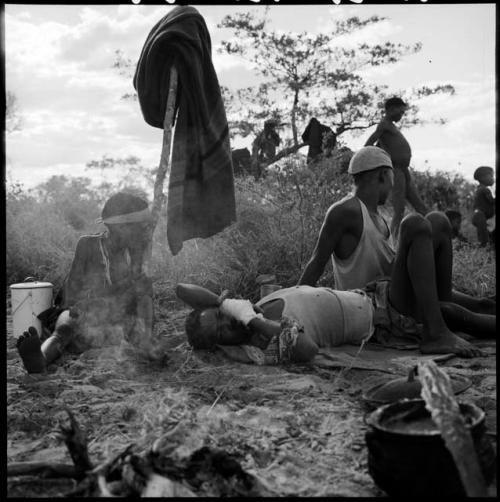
[6,154,495,304]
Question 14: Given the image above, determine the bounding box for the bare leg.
[404,167,427,215]
[472,210,489,247]
[440,302,496,338]
[176,283,221,310]
[390,166,407,239]
[389,213,482,357]
[451,290,496,315]
[426,211,453,302]
[425,211,495,314]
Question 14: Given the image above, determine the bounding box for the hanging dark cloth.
[134,6,236,255]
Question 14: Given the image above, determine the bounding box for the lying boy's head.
[473,166,494,185]
[185,308,250,350]
[185,308,220,349]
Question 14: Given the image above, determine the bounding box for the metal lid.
[10,281,53,289]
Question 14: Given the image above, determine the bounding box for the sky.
[4,3,496,190]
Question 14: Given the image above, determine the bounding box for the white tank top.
[331,197,395,290]
[256,285,374,347]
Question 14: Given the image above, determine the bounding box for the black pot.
[365,399,496,497]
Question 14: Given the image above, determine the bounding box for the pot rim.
[364,398,485,437]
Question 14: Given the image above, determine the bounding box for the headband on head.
[95,208,153,225]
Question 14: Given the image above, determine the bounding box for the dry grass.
[452,242,495,297]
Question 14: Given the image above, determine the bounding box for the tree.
[35,175,102,230]
[218,9,455,154]
[85,154,155,199]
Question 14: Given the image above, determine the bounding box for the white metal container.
[10,281,54,338]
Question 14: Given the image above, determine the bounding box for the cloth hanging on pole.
[134,5,236,255]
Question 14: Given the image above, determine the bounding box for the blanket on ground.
[217,342,456,374]
[134,6,236,255]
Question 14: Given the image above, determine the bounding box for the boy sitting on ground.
[297,147,495,358]
[16,192,161,374]
[471,166,495,247]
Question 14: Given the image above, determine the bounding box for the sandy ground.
[6,303,497,497]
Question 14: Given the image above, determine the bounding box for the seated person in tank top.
[176,271,495,362]
[297,146,495,358]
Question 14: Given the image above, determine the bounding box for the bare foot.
[420,331,484,358]
[16,327,47,373]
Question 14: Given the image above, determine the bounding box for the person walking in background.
[364,97,427,239]
[251,119,281,179]
[471,165,495,248]
[301,117,337,164]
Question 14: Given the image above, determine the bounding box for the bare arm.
[364,120,387,146]
[176,283,222,310]
[298,204,353,286]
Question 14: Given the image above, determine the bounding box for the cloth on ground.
[365,279,423,350]
[217,316,302,366]
[134,5,236,255]
[313,344,456,375]
[217,338,456,374]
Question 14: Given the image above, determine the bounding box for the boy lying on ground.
[176,271,495,365]
[16,192,161,374]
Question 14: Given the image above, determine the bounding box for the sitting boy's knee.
[426,210,451,232]
[399,213,431,240]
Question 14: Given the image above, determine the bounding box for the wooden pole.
[144,66,178,275]
[418,361,488,497]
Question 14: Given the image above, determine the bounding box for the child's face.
[480,171,495,186]
[387,105,406,122]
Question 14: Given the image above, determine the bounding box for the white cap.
[348,146,393,175]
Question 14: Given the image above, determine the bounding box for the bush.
[6,190,81,287]
[412,168,476,213]
[6,156,494,304]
